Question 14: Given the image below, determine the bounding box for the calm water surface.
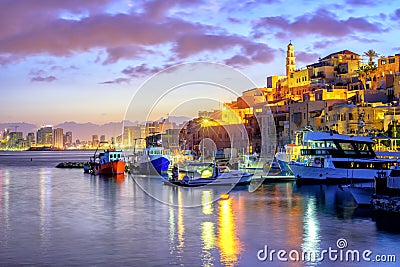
[0,151,399,266]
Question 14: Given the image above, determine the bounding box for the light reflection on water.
[217,197,241,267]
[0,151,399,266]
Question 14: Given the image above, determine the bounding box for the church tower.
[286,41,296,77]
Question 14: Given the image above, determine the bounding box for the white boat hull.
[289,164,389,184]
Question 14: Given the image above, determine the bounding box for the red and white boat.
[86,149,125,175]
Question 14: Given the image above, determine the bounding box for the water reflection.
[201,190,216,267]
[201,222,215,267]
[201,190,213,215]
[0,169,10,244]
[302,197,321,263]
[177,189,185,255]
[217,197,241,267]
[39,168,52,246]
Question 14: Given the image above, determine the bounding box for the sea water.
[0,151,399,266]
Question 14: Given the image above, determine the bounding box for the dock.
[251,175,295,183]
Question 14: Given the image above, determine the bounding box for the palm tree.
[363,49,379,64]
[356,61,377,90]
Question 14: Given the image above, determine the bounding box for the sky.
[1,0,399,126]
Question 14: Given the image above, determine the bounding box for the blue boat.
[136,147,170,175]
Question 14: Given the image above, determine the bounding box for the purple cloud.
[254,9,383,38]
[100,77,131,84]
[122,64,166,78]
[31,76,57,82]
[295,51,320,64]
[347,0,377,6]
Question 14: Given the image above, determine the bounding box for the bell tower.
[286,41,296,77]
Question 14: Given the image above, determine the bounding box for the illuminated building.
[64,131,72,147]
[37,126,53,146]
[286,41,296,76]
[26,132,35,147]
[52,128,64,149]
[123,125,143,149]
[92,135,99,146]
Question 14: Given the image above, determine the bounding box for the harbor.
[0,150,398,266]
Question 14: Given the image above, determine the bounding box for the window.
[389,58,395,64]
[381,60,386,65]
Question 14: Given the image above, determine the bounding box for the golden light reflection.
[201,221,216,267]
[201,190,213,215]
[177,189,185,252]
[217,197,242,267]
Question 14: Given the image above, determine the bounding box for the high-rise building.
[64,131,72,147]
[9,132,23,148]
[26,132,35,147]
[92,135,99,147]
[53,128,64,149]
[123,126,143,149]
[37,126,53,146]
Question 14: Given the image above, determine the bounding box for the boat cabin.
[98,150,123,164]
[298,132,396,170]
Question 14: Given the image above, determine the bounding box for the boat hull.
[95,161,125,175]
[290,164,388,184]
[165,173,253,187]
[138,157,170,175]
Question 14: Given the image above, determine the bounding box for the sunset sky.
[1,0,399,125]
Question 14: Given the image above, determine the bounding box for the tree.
[363,49,379,64]
[356,61,377,90]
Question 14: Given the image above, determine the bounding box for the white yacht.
[289,132,398,184]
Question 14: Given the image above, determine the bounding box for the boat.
[340,183,375,206]
[238,153,264,170]
[289,131,397,184]
[129,133,171,175]
[275,129,310,175]
[164,165,253,187]
[131,146,170,175]
[87,149,125,175]
[371,167,400,214]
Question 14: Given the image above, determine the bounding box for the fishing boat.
[289,131,397,184]
[86,149,125,175]
[164,165,253,187]
[129,133,171,175]
[133,146,170,175]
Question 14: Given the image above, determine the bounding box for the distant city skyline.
[1,1,399,125]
